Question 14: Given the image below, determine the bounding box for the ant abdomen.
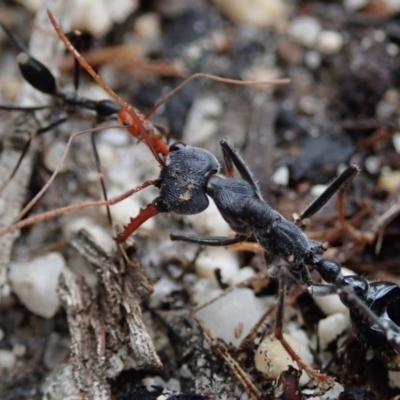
[16,52,57,95]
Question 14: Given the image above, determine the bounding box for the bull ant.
[0,9,399,386]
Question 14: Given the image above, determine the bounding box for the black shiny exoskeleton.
[115,142,220,242]
[0,21,121,205]
[171,138,348,284]
[0,21,121,121]
[311,264,400,353]
[155,142,220,215]
[171,138,400,357]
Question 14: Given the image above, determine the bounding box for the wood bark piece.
[0,0,73,300]
[57,230,161,399]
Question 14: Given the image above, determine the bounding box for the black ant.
[0,21,122,199]
[310,262,400,355]
[170,138,400,376]
[5,11,398,385]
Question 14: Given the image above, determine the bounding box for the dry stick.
[16,124,123,221]
[0,180,157,239]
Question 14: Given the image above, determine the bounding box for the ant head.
[156,144,220,215]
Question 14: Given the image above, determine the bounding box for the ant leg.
[294,164,360,225]
[90,130,112,228]
[273,277,331,382]
[0,179,159,239]
[0,105,48,111]
[170,233,246,246]
[16,124,124,221]
[219,139,263,199]
[0,117,67,194]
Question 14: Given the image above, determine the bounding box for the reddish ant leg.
[0,179,159,239]
[117,108,169,159]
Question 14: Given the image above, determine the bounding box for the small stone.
[255,332,313,386]
[43,140,69,173]
[9,252,65,318]
[312,267,355,316]
[13,343,27,358]
[183,96,223,145]
[318,313,350,350]
[272,166,289,186]
[195,288,271,347]
[364,156,380,175]
[180,364,193,379]
[134,12,161,40]
[212,0,288,30]
[316,31,344,55]
[71,0,138,37]
[63,217,116,254]
[195,247,240,283]
[304,50,321,69]
[307,382,345,399]
[298,95,323,115]
[186,200,231,236]
[310,184,327,198]
[0,349,16,370]
[343,0,368,12]
[389,370,400,389]
[393,132,400,153]
[288,16,322,48]
[379,170,400,194]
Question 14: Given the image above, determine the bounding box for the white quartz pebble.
[9,252,65,318]
[317,31,344,55]
[318,313,350,350]
[195,247,240,283]
[195,288,270,347]
[0,350,16,370]
[288,16,322,48]
[255,332,313,386]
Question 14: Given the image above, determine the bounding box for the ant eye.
[170,142,186,152]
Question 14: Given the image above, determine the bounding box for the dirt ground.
[1,0,400,399]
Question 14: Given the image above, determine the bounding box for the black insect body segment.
[348,280,400,353]
[172,138,400,358]
[116,142,221,243]
[312,272,400,353]
[155,142,220,215]
[17,52,57,95]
